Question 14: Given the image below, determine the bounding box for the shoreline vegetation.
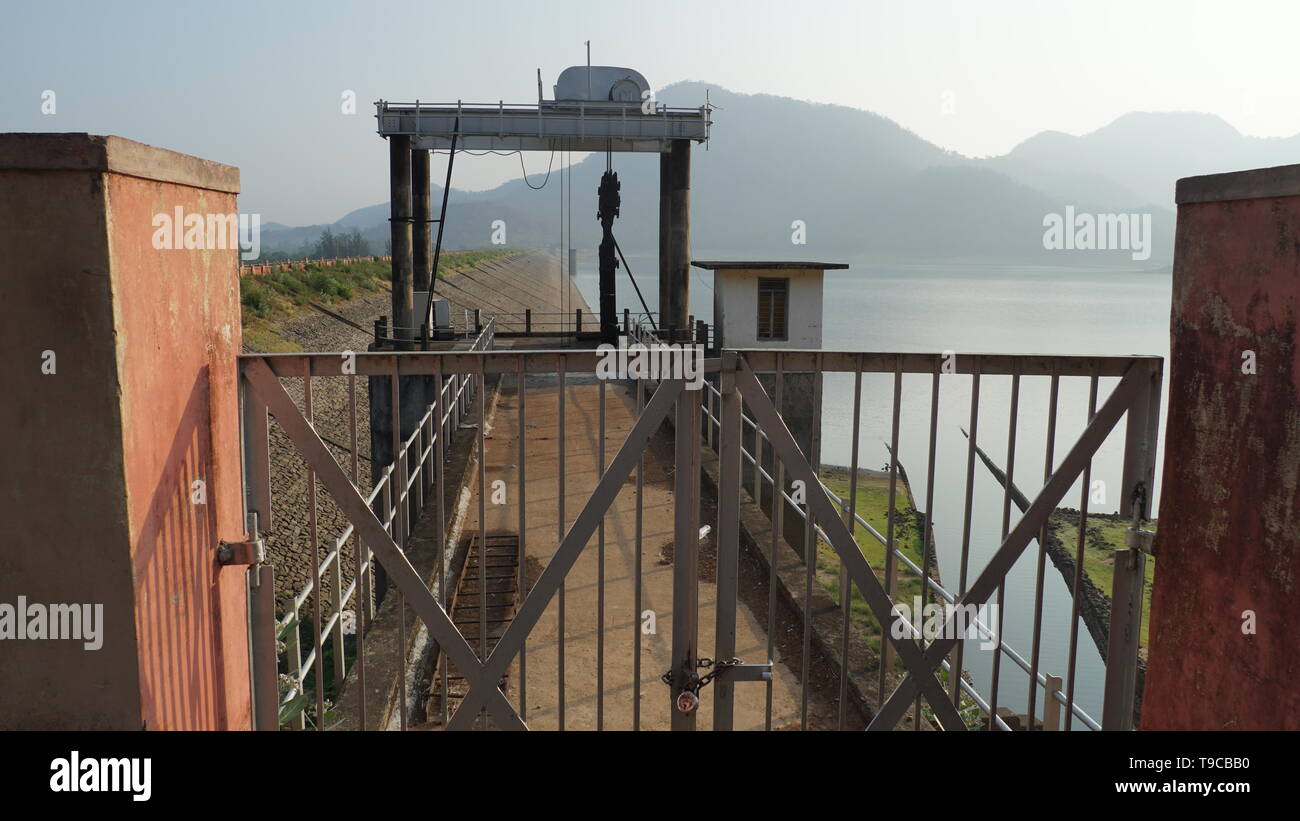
[814,459,1154,729]
[817,463,985,728]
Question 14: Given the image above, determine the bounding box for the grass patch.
[818,468,986,727]
[814,470,932,664]
[242,323,303,354]
[238,248,523,326]
[1050,514,1157,646]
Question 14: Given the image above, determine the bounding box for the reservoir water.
[574,254,1172,726]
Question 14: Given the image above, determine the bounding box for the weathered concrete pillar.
[659,140,691,338]
[0,134,249,729]
[1142,164,1300,730]
[389,135,414,347]
[412,148,432,295]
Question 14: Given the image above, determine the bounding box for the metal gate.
[239,341,1161,731]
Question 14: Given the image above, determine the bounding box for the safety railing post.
[1044,674,1063,731]
[1102,359,1162,730]
[331,555,345,688]
[286,603,305,730]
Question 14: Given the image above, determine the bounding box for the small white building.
[691,260,847,505]
[691,260,848,350]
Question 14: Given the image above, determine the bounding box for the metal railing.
[385,308,715,346]
[243,323,1159,731]
[635,317,1158,731]
[272,320,495,729]
[700,376,1098,730]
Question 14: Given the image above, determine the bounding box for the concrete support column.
[659,141,691,338]
[389,135,414,347]
[0,134,249,729]
[659,153,670,330]
[412,148,432,297]
[1142,164,1300,730]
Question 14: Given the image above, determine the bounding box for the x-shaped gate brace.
[244,355,686,730]
[245,350,1149,731]
[728,356,1149,730]
[859,361,1146,729]
[730,359,969,731]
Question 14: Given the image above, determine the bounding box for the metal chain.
[661,657,742,693]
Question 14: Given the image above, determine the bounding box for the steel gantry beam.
[375,100,711,153]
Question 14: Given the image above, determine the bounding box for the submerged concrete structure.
[1143,164,1300,730]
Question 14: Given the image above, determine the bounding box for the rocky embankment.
[243,250,587,612]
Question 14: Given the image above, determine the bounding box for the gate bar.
[557,356,567,730]
[713,353,742,730]
[242,357,526,730]
[733,359,969,731]
[306,365,326,724]
[800,354,823,729]
[516,358,528,720]
[445,378,686,729]
[987,366,1021,729]
[1065,372,1100,729]
[249,564,278,730]
[633,377,645,731]
[670,382,703,730]
[763,354,785,731]
[1026,367,1060,726]
[1102,358,1162,730]
[840,357,863,730]
[880,358,902,703]
[914,361,941,730]
[869,362,1146,729]
[597,379,606,730]
[951,361,980,708]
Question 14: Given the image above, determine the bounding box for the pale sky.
[3,0,1297,225]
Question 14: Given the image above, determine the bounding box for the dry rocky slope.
[242,250,588,612]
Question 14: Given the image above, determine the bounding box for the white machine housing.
[553,66,650,103]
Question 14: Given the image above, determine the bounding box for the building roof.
[690,260,849,270]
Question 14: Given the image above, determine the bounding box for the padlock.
[676,689,699,714]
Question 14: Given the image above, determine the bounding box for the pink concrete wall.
[106,173,249,730]
[1143,165,1300,730]
[0,134,249,729]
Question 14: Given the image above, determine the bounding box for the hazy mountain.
[259,83,1299,267]
[990,111,1300,208]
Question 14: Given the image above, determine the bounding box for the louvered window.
[757,278,789,340]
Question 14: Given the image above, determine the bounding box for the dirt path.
[448,373,827,730]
